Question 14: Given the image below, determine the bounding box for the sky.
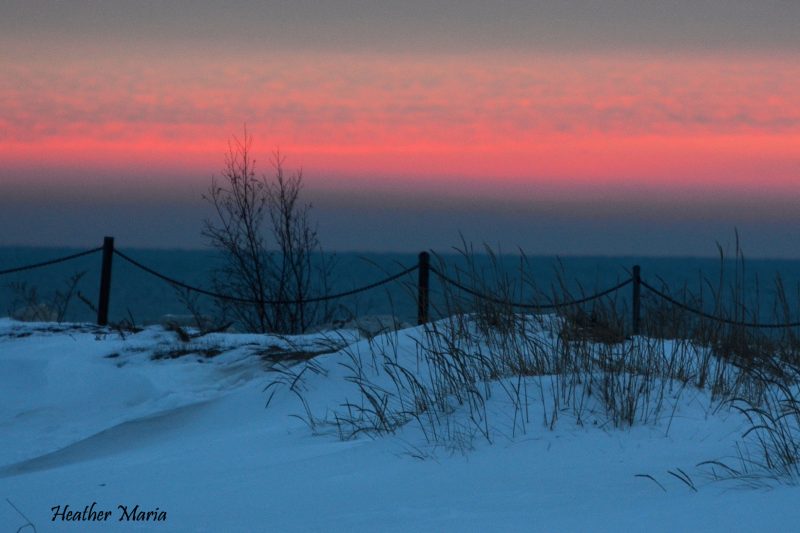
[1,1,799,256]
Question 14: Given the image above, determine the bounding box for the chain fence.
[639,279,800,329]
[0,247,102,276]
[2,242,800,330]
[429,265,632,310]
[113,249,418,306]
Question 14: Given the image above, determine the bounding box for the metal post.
[417,251,430,325]
[97,236,114,326]
[632,264,641,336]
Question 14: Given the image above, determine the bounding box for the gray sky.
[3,1,799,53]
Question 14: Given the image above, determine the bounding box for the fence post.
[97,236,115,326]
[417,251,430,325]
[632,264,641,336]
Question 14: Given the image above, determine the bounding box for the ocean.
[2,246,800,328]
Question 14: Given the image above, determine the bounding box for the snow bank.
[1,318,799,532]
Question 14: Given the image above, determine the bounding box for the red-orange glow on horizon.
[1,53,798,202]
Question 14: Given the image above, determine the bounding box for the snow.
[1,317,798,532]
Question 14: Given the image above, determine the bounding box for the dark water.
[2,246,800,327]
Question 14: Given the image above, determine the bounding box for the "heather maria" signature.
[51,502,167,523]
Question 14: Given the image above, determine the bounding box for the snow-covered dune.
[1,318,798,532]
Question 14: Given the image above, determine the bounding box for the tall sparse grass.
[268,241,800,477]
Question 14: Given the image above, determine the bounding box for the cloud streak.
[2,53,798,200]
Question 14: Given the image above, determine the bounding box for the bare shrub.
[203,129,333,334]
